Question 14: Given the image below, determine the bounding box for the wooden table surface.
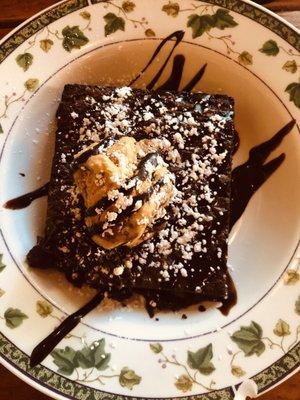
[0,0,299,399]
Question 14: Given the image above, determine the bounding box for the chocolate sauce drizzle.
[129,30,207,91]
[30,292,104,367]
[89,175,165,238]
[2,31,296,367]
[129,30,185,89]
[3,183,49,210]
[85,152,161,218]
[72,137,116,168]
[230,119,295,229]
[4,124,295,228]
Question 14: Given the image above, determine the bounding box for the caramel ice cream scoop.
[74,136,175,249]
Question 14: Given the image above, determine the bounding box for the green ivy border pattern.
[1,331,299,399]
[0,332,234,399]
[198,0,299,51]
[0,0,88,64]
[253,342,300,392]
[0,0,299,397]
[89,0,300,50]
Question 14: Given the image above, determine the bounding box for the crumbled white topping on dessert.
[71,111,79,119]
[113,266,124,276]
[144,112,154,121]
[57,86,233,291]
[115,86,132,98]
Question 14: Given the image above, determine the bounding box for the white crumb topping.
[71,111,79,119]
[113,266,124,276]
[144,112,154,121]
[64,86,233,290]
[115,86,132,98]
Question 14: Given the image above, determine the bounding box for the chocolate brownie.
[27,84,236,315]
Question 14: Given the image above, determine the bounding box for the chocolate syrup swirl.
[129,30,185,89]
[88,176,165,237]
[4,124,294,225]
[182,63,207,92]
[85,152,161,218]
[2,31,296,368]
[136,152,160,179]
[72,137,116,168]
[230,120,295,229]
[129,30,207,92]
[30,292,104,368]
[3,183,49,210]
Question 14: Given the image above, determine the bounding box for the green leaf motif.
[93,340,111,370]
[104,13,125,37]
[238,51,253,66]
[259,40,279,56]
[273,319,291,337]
[0,254,6,272]
[162,2,180,17]
[0,124,3,134]
[150,343,163,353]
[4,308,28,329]
[175,374,193,392]
[145,28,155,37]
[122,1,135,13]
[187,14,214,38]
[231,321,265,357]
[75,339,111,370]
[24,79,39,92]
[75,346,95,369]
[0,288,5,297]
[187,9,237,38]
[16,53,33,71]
[283,60,297,73]
[285,82,300,108]
[51,346,78,376]
[62,26,89,52]
[231,365,246,377]
[119,367,141,390]
[40,39,54,52]
[36,300,53,318]
[213,8,238,29]
[295,296,300,315]
[80,11,91,20]
[187,343,215,375]
[284,269,300,285]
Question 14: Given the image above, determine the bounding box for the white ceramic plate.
[0,1,299,399]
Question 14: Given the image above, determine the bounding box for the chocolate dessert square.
[28,84,235,314]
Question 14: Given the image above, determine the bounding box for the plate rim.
[0,0,299,399]
[0,330,299,399]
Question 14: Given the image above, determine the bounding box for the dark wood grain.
[266,0,300,12]
[0,0,299,399]
[0,28,12,39]
[0,0,55,28]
